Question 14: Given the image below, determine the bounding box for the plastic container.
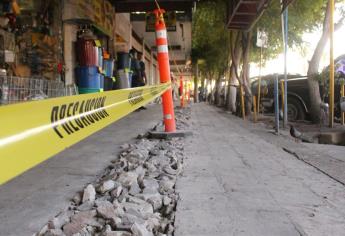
[98,48,103,68]
[104,76,114,91]
[76,39,97,66]
[114,69,130,89]
[78,88,102,94]
[100,74,104,90]
[75,66,100,89]
[103,59,114,77]
[117,52,131,70]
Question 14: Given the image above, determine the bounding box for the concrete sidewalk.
[0,104,163,236]
[175,104,345,236]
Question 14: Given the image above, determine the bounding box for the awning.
[111,0,195,13]
[227,0,270,30]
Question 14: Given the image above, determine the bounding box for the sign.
[146,11,177,32]
[256,29,268,48]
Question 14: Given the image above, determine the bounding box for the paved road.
[175,104,345,236]
[0,104,163,236]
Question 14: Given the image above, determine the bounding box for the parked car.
[251,73,344,121]
[233,55,345,120]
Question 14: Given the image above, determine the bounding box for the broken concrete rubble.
[36,108,191,236]
[82,184,96,203]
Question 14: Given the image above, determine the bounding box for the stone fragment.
[129,182,141,196]
[82,184,96,203]
[98,180,117,193]
[131,222,153,236]
[63,210,101,236]
[110,185,123,198]
[95,199,112,207]
[70,210,100,227]
[38,224,49,235]
[162,196,171,206]
[146,194,162,211]
[96,201,117,219]
[63,222,84,236]
[159,180,175,194]
[104,231,132,236]
[145,215,161,232]
[135,166,146,183]
[117,187,129,203]
[72,192,82,205]
[48,211,71,229]
[77,201,94,211]
[43,228,65,236]
[117,172,138,188]
[163,166,178,176]
[122,202,153,219]
[142,179,159,194]
[143,162,157,173]
[120,143,130,150]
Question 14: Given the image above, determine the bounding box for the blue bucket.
[103,59,114,77]
[75,66,100,89]
[100,74,104,90]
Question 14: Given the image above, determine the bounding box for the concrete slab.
[175,104,345,236]
[0,104,163,236]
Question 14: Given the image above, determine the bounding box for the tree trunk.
[201,73,206,102]
[194,64,199,103]
[215,73,222,106]
[307,1,330,123]
[241,31,253,115]
[307,0,345,123]
[226,31,242,112]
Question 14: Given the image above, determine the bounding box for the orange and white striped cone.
[154,9,176,132]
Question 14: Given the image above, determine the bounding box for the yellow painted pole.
[280,80,285,114]
[341,80,345,125]
[257,47,263,114]
[240,85,245,120]
[329,0,335,128]
[253,96,257,123]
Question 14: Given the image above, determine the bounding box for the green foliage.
[192,0,230,76]
[252,0,327,63]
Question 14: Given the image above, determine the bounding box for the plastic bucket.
[114,69,130,89]
[78,88,102,94]
[117,52,130,70]
[103,59,114,77]
[104,76,114,91]
[100,74,104,90]
[76,39,97,66]
[98,48,103,68]
[75,66,100,89]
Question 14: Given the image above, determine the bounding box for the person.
[130,49,147,110]
[129,49,144,88]
[137,52,147,86]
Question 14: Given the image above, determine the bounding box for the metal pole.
[283,8,288,128]
[253,95,257,123]
[274,74,279,134]
[329,0,335,128]
[257,46,263,114]
[240,84,245,120]
[341,80,345,125]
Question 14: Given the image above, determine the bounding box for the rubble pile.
[36,107,191,236]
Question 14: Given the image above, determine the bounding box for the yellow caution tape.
[0,83,170,185]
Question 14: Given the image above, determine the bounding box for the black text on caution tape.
[51,97,109,139]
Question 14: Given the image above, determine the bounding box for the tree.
[192,0,230,105]
[306,0,345,122]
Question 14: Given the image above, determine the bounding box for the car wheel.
[287,97,306,121]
